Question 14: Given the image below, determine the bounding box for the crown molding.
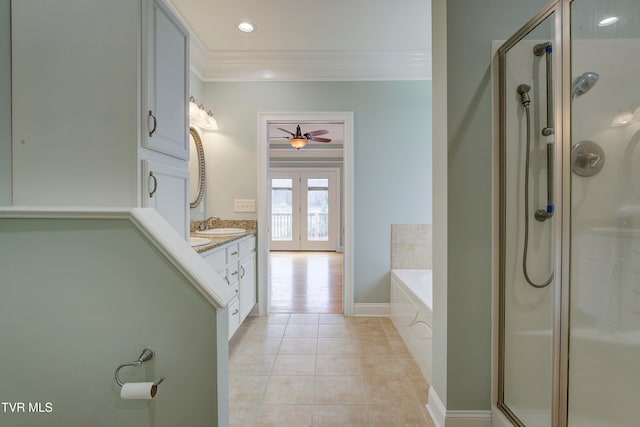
[166,0,431,82]
[198,49,431,81]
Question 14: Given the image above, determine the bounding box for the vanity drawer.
[226,243,240,263]
[239,236,256,257]
[226,265,240,286]
[217,266,239,287]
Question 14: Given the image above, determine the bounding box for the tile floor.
[229,313,435,427]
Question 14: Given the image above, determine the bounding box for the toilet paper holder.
[115,347,164,388]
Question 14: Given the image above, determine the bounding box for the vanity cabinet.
[10,0,189,237]
[201,235,257,338]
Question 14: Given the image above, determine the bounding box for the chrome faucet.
[200,216,221,230]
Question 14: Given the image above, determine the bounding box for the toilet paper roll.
[120,382,158,400]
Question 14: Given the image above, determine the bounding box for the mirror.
[189,127,205,208]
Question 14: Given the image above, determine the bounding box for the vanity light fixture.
[598,16,619,27]
[189,95,218,131]
[238,22,255,33]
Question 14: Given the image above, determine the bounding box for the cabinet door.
[239,253,256,320]
[144,0,189,159]
[228,297,240,339]
[143,160,189,238]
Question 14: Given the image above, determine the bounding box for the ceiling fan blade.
[276,127,295,137]
[310,137,332,143]
[304,129,329,137]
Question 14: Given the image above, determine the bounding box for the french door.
[270,168,339,251]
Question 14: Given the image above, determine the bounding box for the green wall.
[0,218,221,426]
[437,0,551,411]
[0,0,11,205]
[201,80,432,303]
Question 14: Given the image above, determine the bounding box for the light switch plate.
[234,199,256,212]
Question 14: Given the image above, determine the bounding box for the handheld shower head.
[572,72,599,98]
[517,84,531,106]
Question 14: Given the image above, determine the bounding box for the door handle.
[148,110,157,137]
[149,172,158,198]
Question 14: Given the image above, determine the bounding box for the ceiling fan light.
[290,138,307,149]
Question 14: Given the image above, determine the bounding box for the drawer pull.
[231,271,238,276]
[148,172,158,198]
[240,266,245,279]
[148,110,157,137]
[224,277,229,284]
[232,309,239,315]
[230,251,238,256]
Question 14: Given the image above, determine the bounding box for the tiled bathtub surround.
[391,224,432,269]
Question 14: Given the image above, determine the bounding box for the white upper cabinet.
[144,0,189,160]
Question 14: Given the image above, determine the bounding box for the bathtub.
[390,269,433,383]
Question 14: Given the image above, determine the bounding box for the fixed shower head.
[517,84,531,106]
[572,72,599,98]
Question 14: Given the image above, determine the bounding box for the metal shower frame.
[496,0,573,426]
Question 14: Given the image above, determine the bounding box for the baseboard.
[352,303,389,317]
[427,388,447,426]
[427,388,492,427]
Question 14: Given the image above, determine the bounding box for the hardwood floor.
[269,251,343,314]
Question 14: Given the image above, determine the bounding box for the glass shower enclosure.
[497,1,640,426]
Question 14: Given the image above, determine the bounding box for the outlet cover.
[234,199,256,212]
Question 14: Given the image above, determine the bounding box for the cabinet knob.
[148,110,157,137]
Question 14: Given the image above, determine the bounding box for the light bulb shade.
[189,101,200,120]
[204,113,219,131]
[290,138,307,149]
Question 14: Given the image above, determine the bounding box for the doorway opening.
[257,112,354,316]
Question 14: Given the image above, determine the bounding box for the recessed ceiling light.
[598,16,619,27]
[238,22,255,33]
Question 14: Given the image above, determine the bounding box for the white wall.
[201,80,432,303]
[0,0,10,205]
[10,0,139,207]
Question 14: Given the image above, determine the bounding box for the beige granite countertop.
[190,230,255,254]
[189,219,257,254]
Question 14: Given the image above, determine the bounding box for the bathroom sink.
[189,237,211,247]
[196,228,246,236]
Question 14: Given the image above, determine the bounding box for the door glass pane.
[307,178,329,241]
[500,13,555,427]
[569,2,640,426]
[272,178,293,241]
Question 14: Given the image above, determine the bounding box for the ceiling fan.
[277,125,331,150]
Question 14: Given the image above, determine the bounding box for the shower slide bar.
[534,41,554,221]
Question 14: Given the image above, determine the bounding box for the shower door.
[499,1,640,426]
[497,5,559,426]
[568,1,640,426]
